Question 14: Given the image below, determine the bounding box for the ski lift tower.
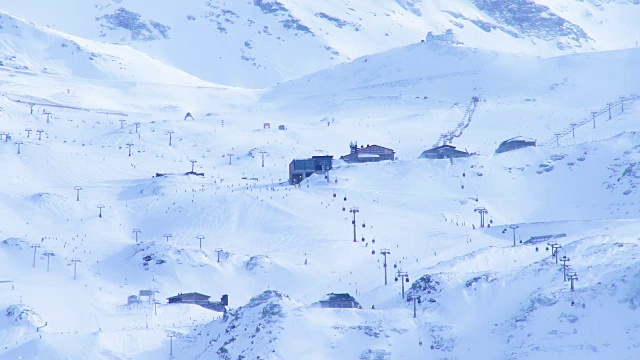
[508,224,519,247]
[474,207,488,228]
[395,270,409,299]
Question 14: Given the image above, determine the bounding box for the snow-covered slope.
[1,12,640,359]
[264,42,640,158]
[2,0,640,87]
[0,11,212,86]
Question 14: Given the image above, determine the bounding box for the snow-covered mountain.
[2,0,640,87]
[0,11,212,86]
[1,3,640,359]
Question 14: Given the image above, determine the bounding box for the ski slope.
[1,11,640,359]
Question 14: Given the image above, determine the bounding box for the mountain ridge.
[3,0,640,87]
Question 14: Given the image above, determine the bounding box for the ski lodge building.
[288,155,333,184]
[340,142,395,163]
[419,144,471,159]
[319,293,360,309]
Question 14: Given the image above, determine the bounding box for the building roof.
[427,144,457,151]
[319,293,357,302]
[503,136,536,143]
[357,144,395,152]
[289,159,315,171]
[167,292,211,301]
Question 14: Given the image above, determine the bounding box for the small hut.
[319,293,360,309]
[495,137,536,154]
[419,145,471,159]
[167,292,211,306]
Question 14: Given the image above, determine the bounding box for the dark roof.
[319,293,357,302]
[291,158,314,164]
[290,156,332,166]
[290,158,314,167]
[430,145,457,150]
[502,136,536,143]
[167,292,211,301]
[358,144,395,152]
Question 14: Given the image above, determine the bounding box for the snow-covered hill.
[264,42,640,159]
[2,0,640,86]
[1,7,640,359]
[0,11,212,86]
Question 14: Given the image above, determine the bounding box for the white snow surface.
[0,6,640,360]
[2,0,640,87]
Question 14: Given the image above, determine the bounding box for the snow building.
[425,29,456,43]
[495,136,536,154]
